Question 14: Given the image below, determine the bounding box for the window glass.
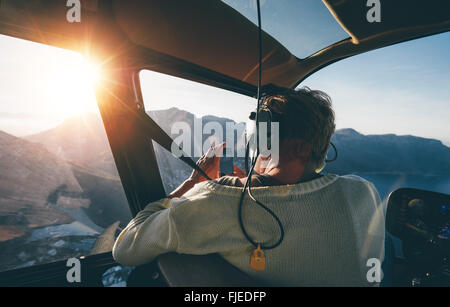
[222,0,349,58]
[0,35,131,272]
[300,32,450,202]
[140,70,255,193]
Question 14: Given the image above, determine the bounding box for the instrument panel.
[386,188,450,286]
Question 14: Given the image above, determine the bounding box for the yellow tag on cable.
[250,244,266,271]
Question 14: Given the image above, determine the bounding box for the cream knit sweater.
[112,174,385,286]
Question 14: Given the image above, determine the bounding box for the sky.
[222,0,349,58]
[0,35,99,136]
[0,3,449,145]
[303,31,450,145]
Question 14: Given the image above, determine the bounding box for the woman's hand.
[233,165,247,178]
[188,142,225,184]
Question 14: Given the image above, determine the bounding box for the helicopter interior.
[0,0,449,286]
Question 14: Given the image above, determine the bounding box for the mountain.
[22,108,450,191]
[0,129,131,271]
[327,129,450,175]
[149,108,247,191]
[0,130,81,235]
[24,109,247,193]
[150,108,450,178]
[150,107,247,156]
[0,127,131,230]
[26,114,118,177]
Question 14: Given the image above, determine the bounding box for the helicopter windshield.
[222,0,349,59]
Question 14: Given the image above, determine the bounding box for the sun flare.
[50,56,102,118]
[81,59,101,86]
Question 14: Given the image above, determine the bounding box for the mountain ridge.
[19,109,450,177]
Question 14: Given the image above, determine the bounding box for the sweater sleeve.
[112,183,244,267]
[339,175,385,285]
[112,198,179,266]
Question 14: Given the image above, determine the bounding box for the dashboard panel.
[386,188,450,286]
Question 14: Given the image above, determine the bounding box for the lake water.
[354,173,450,202]
[27,221,99,243]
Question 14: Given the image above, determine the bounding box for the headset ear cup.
[315,142,337,173]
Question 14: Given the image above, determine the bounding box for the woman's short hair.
[263,86,336,162]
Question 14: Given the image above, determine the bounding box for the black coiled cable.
[237,0,284,251]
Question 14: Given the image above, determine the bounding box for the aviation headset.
[244,98,338,174]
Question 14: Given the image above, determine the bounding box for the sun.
[50,55,102,118]
[80,59,101,86]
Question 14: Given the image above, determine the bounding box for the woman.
[113,87,385,286]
